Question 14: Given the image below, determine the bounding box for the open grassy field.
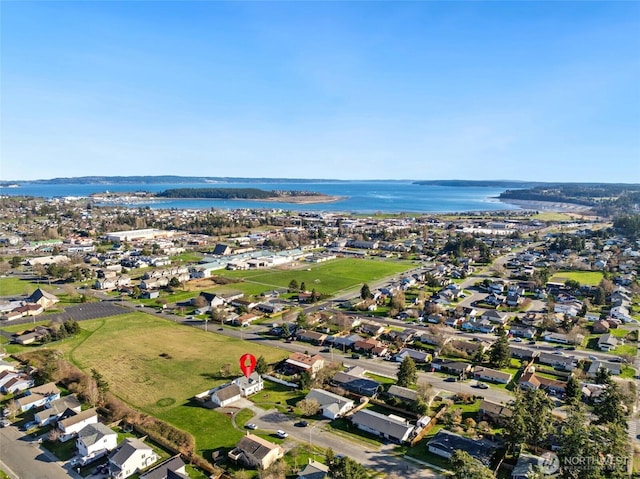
[45,312,289,453]
[0,276,44,296]
[216,258,413,296]
[530,212,576,222]
[550,271,604,286]
[57,313,289,414]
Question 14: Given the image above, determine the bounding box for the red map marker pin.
[239,353,257,378]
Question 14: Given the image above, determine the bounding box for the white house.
[0,371,34,394]
[588,360,622,378]
[58,408,99,442]
[232,373,264,397]
[76,423,118,462]
[350,409,414,444]
[305,389,354,420]
[210,384,243,407]
[0,360,16,374]
[109,438,159,479]
[16,382,61,412]
[481,310,509,325]
[597,333,619,352]
[34,395,82,426]
[472,366,512,384]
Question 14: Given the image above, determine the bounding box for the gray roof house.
[481,310,509,324]
[331,370,381,397]
[537,352,577,371]
[350,409,414,444]
[232,372,264,397]
[512,453,545,479]
[473,366,512,384]
[58,407,99,441]
[76,423,118,462]
[140,455,189,479]
[305,389,354,420]
[597,333,619,352]
[588,360,622,377]
[109,438,159,479]
[34,394,82,426]
[386,385,419,403]
[427,429,498,465]
[297,460,329,479]
[228,433,284,470]
[394,348,431,363]
[210,384,242,407]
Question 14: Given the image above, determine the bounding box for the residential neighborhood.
[0,192,639,479]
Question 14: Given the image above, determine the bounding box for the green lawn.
[0,320,50,334]
[365,373,396,388]
[611,344,637,356]
[185,465,210,479]
[620,367,636,379]
[609,328,633,339]
[156,402,244,458]
[327,418,384,447]
[249,381,305,412]
[234,408,255,428]
[402,424,451,469]
[0,276,41,296]
[451,400,481,421]
[43,437,78,461]
[216,258,413,296]
[549,271,604,287]
[209,282,273,297]
[171,252,204,263]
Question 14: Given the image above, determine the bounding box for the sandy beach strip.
[500,198,593,213]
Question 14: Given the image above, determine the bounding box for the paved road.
[0,426,79,479]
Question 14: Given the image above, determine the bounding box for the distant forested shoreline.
[156,188,325,200]
[498,183,640,216]
[18,176,342,185]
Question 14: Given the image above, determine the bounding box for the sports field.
[216,258,413,295]
[52,313,288,451]
[550,271,604,286]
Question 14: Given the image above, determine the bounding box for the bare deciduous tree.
[296,398,320,417]
[82,377,100,407]
[5,399,19,420]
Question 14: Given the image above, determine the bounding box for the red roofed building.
[285,353,325,376]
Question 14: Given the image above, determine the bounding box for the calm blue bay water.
[0,181,520,214]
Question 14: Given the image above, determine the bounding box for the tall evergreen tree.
[505,388,555,452]
[489,327,510,369]
[450,450,494,479]
[329,456,367,479]
[296,312,309,329]
[397,356,417,388]
[564,376,582,406]
[593,380,628,428]
[255,355,268,375]
[360,283,371,300]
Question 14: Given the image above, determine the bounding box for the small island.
[92,188,344,204]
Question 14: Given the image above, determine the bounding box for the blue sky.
[1,2,639,182]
